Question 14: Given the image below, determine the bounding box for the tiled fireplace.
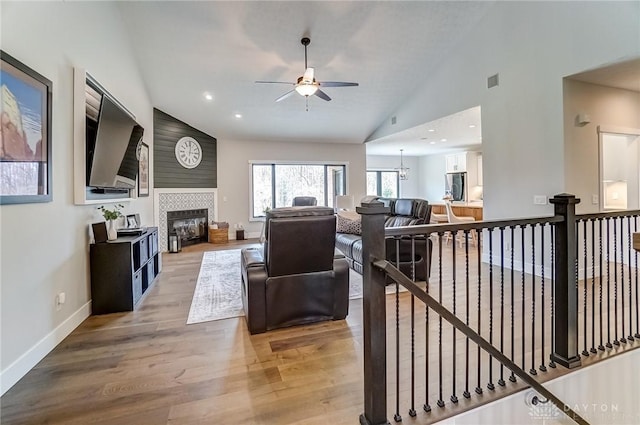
[154,188,217,252]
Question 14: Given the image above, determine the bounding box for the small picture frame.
[138,142,149,197]
[126,214,138,229]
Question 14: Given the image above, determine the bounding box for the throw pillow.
[336,213,362,235]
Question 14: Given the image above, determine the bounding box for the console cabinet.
[90,227,161,314]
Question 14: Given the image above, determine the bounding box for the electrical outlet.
[56,292,66,311]
[592,194,599,205]
[533,195,547,205]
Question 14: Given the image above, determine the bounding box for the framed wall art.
[138,141,149,197]
[1,50,53,204]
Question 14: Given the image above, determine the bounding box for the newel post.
[549,193,581,368]
[358,200,391,425]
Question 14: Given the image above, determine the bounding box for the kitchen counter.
[431,202,483,221]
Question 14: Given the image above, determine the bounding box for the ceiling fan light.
[295,84,318,97]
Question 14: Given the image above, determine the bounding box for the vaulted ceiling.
[117,1,495,148]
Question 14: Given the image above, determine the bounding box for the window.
[366,170,399,198]
[251,162,347,218]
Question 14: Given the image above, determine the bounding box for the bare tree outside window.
[367,170,399,197]
[251,163,346,218]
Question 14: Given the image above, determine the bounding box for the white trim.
[248,159,350,166]
[0,301,92,396]
[597,125,640,136]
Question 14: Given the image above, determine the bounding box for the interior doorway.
[599,127,640,211]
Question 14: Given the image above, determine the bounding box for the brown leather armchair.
[241,206,349,334]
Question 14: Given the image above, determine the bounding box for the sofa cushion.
[336,213,361,235]
[335,232,361,259]
[385,216,415,227]
[394,199,415,216]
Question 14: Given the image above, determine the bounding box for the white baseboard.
[0,301,91,396]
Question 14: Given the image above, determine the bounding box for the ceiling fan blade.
[255,81,294,85]
[302,67,315,83]
[319,82,359,87]
[275,89,296,102]
[314,89,331,101]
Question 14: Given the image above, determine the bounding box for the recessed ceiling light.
[430,141,436,145]
[441,138,447,142]
[428,129,435,132]
[203,92,213,101]
[234,113,243,119]
[469,124,476,128]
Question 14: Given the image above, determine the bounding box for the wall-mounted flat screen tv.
[86,94,143,190]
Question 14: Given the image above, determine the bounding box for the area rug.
[187,249,364,325]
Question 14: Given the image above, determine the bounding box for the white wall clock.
[174,136,202,169]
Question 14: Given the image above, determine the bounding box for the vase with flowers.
[98,204,124,241]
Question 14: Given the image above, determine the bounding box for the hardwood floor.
[1,241,367,425]
[2,239,637,424]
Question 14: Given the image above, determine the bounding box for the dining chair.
[444,201,477,247]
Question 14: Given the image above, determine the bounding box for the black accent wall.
[153,108,217,188]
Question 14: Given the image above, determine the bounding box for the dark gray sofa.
[335,198,433,281]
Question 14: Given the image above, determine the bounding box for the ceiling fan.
[256,37,359,108]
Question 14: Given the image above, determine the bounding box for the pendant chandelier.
[396,149,409,180]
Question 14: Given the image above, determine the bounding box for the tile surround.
[154,188,217,252]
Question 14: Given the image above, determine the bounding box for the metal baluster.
[463,229,471,399]
[509,226,517,381]
[606,217,612,349]
[540,224,547,372]
[620,216,627,344]
[598,219,605,351]
[475,227,483,396]
[614,217,620,346]
[487,228,495,391]
[628,217,634,342]
[424,245,431,413]
[575,217,580,355]
[635,216,640,339]
[521,226,526,372]
[582,219,589,357]
[394,239,402,422]
[451,235,458,404]
[410,238,417,417]
[591,219,597,354]
[499,228,506,386]
[437,233,445,408]
[530,224,537,375]
[549,225,556,368]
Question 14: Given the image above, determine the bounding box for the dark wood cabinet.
[90,227,161,314]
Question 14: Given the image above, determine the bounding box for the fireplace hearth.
[167,209,208,248]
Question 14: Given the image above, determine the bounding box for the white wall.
[563,80,640,214]
[217,139,366,237]
[365,155,420,198]
[418,154,448,203]
[0,2,154,394]
[368,2,640,220]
